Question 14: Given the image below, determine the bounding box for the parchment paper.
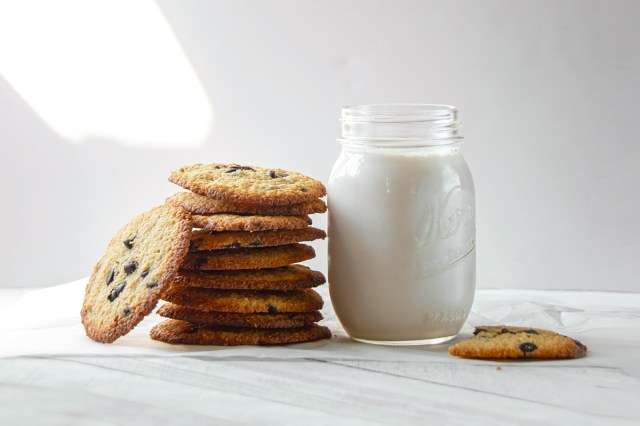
[1,278,639,378]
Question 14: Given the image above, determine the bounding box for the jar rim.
[340,103,462,145]
[342,104,458,121]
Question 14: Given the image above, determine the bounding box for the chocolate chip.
[267,169,288,178]
[123,307,131,316]
[267,305,278,314]
[306,217,312,225]
[501,328,516,334]
[123,237,135,249]
[124,261,137,275]
[300,187,308,192]
[226,165,255,173]
[226,241,241,249]
[106,269,115,286]
[140,268,150,278]
[524,329,539,335]
[214,165,221,169]
[519,342,538,353]
[473,328,488,335]
[108,281,126,302]
[146,282,158,289]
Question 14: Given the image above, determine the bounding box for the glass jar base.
[351,334,457,346]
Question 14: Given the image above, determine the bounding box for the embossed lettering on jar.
[328,104,475,345]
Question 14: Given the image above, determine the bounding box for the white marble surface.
[0,281,638,425]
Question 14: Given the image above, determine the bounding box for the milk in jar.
[328,104,475,345]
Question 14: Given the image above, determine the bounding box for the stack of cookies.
[149,163,332,345]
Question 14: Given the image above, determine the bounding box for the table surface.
[1,282,638,426]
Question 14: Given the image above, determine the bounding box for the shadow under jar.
[328,104,476,345]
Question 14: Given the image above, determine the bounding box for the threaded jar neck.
[340,104,462,148]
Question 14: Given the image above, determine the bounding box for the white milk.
[328,146,475,344]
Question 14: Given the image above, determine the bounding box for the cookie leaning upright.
[81,205,192,343]
[168,163,326,205]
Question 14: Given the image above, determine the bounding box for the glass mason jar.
[328,104,475,345]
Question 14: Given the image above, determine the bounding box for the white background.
[0,0,638,291]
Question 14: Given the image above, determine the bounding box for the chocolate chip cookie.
[180,243,315,270]
[81,205,192,343]
[157,303,323,328]
[192,213,311,232]
[448,326,588,360]
[150,319,331,345]
[168,163,326,205]
[167,192,327,216]
[162,286,324,313]
[174,265,326,291]
[189,227,326,251]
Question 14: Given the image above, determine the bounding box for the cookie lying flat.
[162,286,324,313]
[169,163,326,205]
[192,213,311,232]
[81,205,192,343]
[448,326,588,360]
[189,227,326,251]
[150,319,331,346]
[157,303,323,328]
[167,192,327,216]
[180,244,315,270]
[174,265,326,290]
